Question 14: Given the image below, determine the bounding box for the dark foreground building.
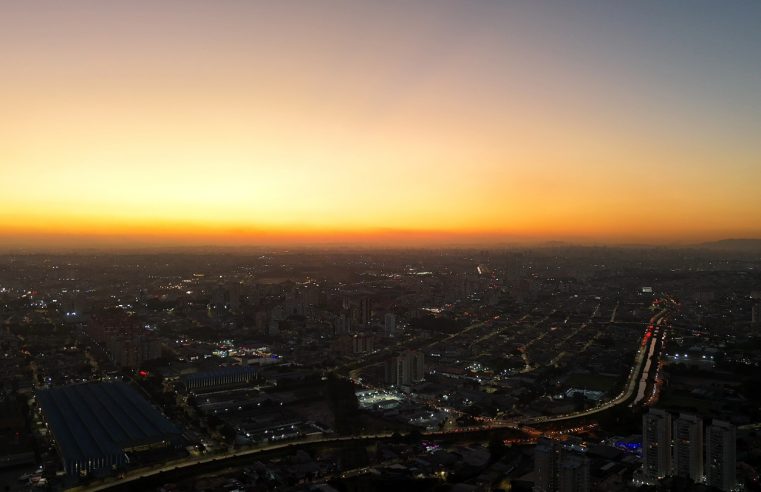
[37,382,180,476]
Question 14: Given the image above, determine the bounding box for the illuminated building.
[559,451,590,492]
[384,312,396,336]
[642,408,672,484]
[673,413,703,482]
[535,437,589,492]
[87,313,161,369]
[182,366,258,392]
[705,420,736,492]
[352,332,374,354]
[534,437,561,492]
[360,297,372,327]
[385,350,425,387]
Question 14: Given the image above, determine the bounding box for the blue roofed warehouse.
[36,382,181,476]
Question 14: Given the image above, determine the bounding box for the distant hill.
[697,239,761,252]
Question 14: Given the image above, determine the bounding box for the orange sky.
[2,1,761,248]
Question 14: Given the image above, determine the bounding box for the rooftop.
[37,382,180,467]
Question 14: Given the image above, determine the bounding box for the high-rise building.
[559,451,590,492]
[534,437,561,492]
[109,335,161,369]
[254,311,268,334]
[334,311,351,335]
[643,408,672,484]
[673,413,703,482]
[534,437,589,492]
[266,319,280,336]
[360,297,372,327]
[87,312,162,369]
[209,282,241,311]
[384,350,425,386]
[410,350,425,382]
[705,420,736,492]
[384,312,396,336]
[302,283,320,307]
[504,252,522,284]
[352,333,374,354]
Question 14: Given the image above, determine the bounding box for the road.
[71,433,395,492]
[610,301,619,323]
[345,317,496,379]
[631,319,662,406]
[544,303,600,368]
[521,308,668,424]
[469,313,530,347]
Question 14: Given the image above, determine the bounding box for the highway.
[632,319,662,406]
[71,433,396,492]
[521,308,668,424]
[478,309,667,428]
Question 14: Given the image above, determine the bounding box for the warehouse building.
[36,382,180,476]
[182,365,258,392]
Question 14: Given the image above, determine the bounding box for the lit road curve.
[519,308,669,425]
[72,425,510,492]
[71,433,396,492]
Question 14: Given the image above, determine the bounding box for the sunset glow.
[2,1,761,248]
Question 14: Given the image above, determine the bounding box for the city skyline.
[3,1,761,247]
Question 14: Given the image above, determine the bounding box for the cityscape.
[1,246,760,491]
[2,1,761,492]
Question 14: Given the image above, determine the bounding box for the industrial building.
[182,365,258,392]
[37,382,180,476]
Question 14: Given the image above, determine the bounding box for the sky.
[2,1,761,248]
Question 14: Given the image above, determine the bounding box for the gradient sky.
[2,1,761,247]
